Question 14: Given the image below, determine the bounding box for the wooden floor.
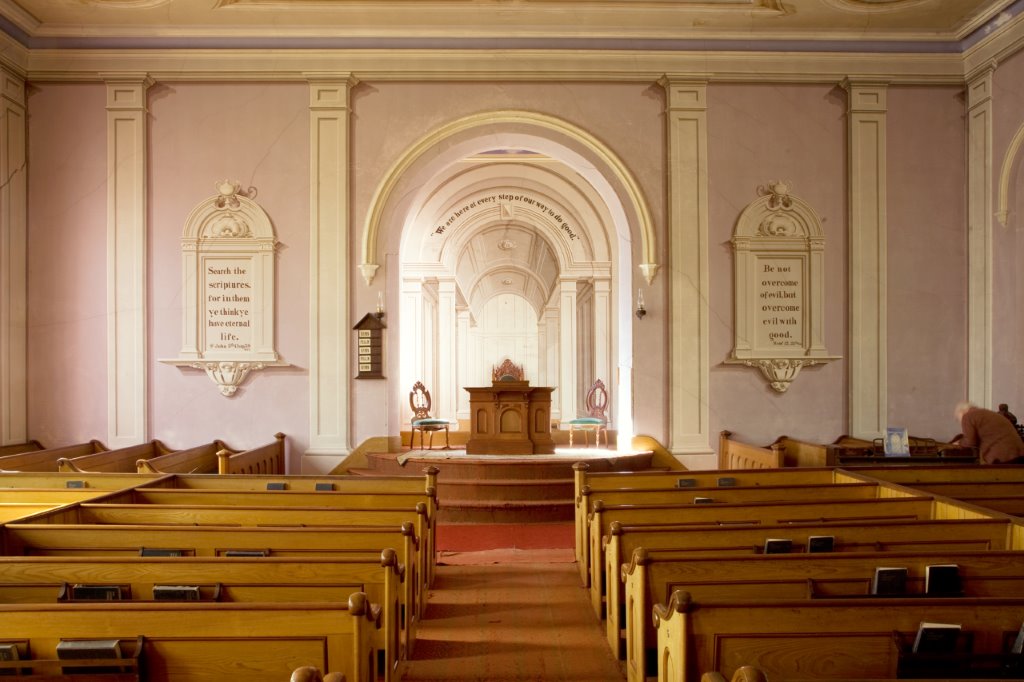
[404,555,626,682]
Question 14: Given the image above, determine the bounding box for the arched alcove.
[362,111,657,449]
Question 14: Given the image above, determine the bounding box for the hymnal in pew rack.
[763,538,792,554]
[925,563,962,596]
[871,566,908,596]
[913,622,962,653]
[807,535,835,553]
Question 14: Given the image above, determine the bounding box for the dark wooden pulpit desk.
[464,380,555,454]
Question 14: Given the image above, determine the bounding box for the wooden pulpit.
[464,379,555,455]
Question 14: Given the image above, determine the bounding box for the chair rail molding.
[724,181,840,393]
[160,180,288,396]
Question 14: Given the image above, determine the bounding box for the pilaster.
[662,77,711,457]
[844,79,888,439]
[966,68,994,408]
[0,66,25,446]
[306,75,357,459]
[436,278,458,421]
[105,73,152,447]
[456,307,471,420]
[559,279,578,422]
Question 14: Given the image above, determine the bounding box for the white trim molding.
[995,121,1024,227]
[305,74,358,465]
[105,73,152,448]
[0,65,26,446]
[662,77,712,458]
[844,79,888,440]
[967,67,995,407]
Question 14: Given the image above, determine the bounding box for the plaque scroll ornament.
[160,181,289,396]
[724,181,839,393]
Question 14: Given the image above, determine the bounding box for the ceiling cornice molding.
[0,23,28,73]
[0,0,37,37]
[24,48,966,85]
[963,8,1024,76]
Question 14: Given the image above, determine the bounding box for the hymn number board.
[353,313,385,379]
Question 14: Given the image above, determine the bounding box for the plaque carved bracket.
[724,181,839,392]
[160,181,289,396]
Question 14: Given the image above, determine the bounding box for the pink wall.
[887,85,967,438]
[707,83,847,447]
[992,50,1024,414]
[148,82,310,469]
[26,83,109,447]
[349,82,667,444]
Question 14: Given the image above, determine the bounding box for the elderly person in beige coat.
[954,401,1024,464]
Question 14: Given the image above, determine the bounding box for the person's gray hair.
[954,400,975,420]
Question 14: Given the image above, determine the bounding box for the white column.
[105,73,152,448]
[456,307,471,420]
[593,277,612,414]
[844,80,888,439]
[436,278,458,422]
[306,75,357,463]
[544,305,560,420]
[662,77,711,458]
[400,277,425,423]
[0,67,26,446]
[966,68,994,407]
[559,279,578,422]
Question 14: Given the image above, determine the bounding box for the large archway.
[361,111,657,449]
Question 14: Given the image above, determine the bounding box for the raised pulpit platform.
[464,381,555,455]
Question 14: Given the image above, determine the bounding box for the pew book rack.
[0,636,142,680]
[895,628,1024,679]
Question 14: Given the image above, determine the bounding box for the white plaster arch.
[996,121,1024,227]
[372,111,645,446]
[361,110,657,285]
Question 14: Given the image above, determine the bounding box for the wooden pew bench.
[841,464,1024,486]
[0,440,43,457]
[142,470,441,583]
[587,495,944,615]
[217,433,286,474]
[0,521,424,625]
[0,594,380,682]
[134,440,236,474]
[654,592,1024,682]
[622,548,1024,682]
[57,500,434,607]
[57,440,177,474]
[0,471,164,491]
[572,465,844,585]
[602,517,1018,674]
[578,480,881,586]
[0,441,107,473]
[0,552,408,682]
[716,431,784,470]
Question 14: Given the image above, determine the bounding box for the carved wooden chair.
[565,379,609,447]
[409,381,450,450]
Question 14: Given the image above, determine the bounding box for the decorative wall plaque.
[724,181,839,392]
[353,313,386,379]
[161,181,288,396]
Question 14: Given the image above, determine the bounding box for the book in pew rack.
[871,566,908,595]
[807,535,835,553]
[1011,622,1024,655]
[763,538,792,554]
[925,563,962,596]
[912,622,962,654]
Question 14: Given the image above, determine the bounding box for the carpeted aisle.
[403,558,626,682]
[436,523,575,565]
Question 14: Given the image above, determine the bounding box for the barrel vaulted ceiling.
[0,0,1020,49]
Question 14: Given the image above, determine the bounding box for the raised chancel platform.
[353,448,660,523]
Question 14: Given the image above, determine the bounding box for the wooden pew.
[0,471,164,490]
[623,548,1024,682]
[142,469,441,584]
[57,440,177,474]
[0,552,408,682]
[0,440,43,457]
[572,464,842,585]
[654,592,1024,682]
[0,520,424,629]
[216,432,286,474]
[0,440,107,473]
[135,440,237,474]
[603,516,1018,674]
[0,593,380,682]
[717,431,783,470]
[840,464,1024,486]
[588,495,945,616]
